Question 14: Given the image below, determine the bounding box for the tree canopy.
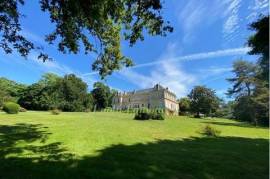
[17,73,93,111]
[227,60,256,97]
[0,0,173,78]
[248,15,269,83]
[226,15,269,126]
[91,82,114,110]
[178,97,191,115]
[0,77,27,106]
[188,86,220,118]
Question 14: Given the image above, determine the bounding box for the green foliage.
[103,107,113,112]
[134,108,165,120]
[83,94,94,112]
[3,102,20,114]
[200,125,221,137]
[91,82,115,110]
[212,101,234,119]
[227,60,268,125]
[178,97,191,115]
[0,77,27,107]
[51,109,61,115]
[0,89,14,108]
[227,60,256,97]
[252,85,269,125]
[18,73,92,112]
[134,111,151,120]
[247,16,269,126]
[233,96,256,123]
[18,83,49,110]
[226,16,269,126]
[188,86,220,117]
[0,1,37,59]
[151,111,165,120]
[19,107,27,112]
[248,15,269,83]
[1,0,172,78]
[57,74,90,112]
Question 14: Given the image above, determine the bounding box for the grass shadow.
[0,123,268,179]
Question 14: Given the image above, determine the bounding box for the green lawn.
[0,112,268,179]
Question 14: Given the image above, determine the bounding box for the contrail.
[82,47,250,76]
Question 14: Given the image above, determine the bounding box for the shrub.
[134,108,165,120]
[134,111,151,120]
[200,125,221,137]
[3,102,20,114]
[150,109,165,120]
[151,112,165,120]
[51,109,61,115]
[104,107,112,112]
[84,108,92,113]
[19,107,27,112]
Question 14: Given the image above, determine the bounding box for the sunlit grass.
[0,112,268,178]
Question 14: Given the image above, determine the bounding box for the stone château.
[112,84,179,115]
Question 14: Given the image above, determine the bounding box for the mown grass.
[0,112,268,179]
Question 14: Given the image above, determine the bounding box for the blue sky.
[0,0,268,99]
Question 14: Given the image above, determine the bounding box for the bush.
[200,125,221,137]
[84,108,92,113]
[134,111,151,120]
[134,108,165,120]
[104,107,112,112]
[3,102,20,114]
[19,107,27,112]
[151,112,165,120]
[51,109,61,115]
[151,109,165,120]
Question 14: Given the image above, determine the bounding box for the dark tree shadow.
[200,121,268,129]
[0,123,268,179]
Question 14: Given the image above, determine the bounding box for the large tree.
[226,15,269,125]
[57,74,90,111]
[18,73,92,111]
[188,86,219,118]
[0,77,27,107]
[0,0,173,78]
[227,60,256,97]
[91,82,113,110]
[248,15,269,83]
[247,15,269,125]
[178,97,191,115]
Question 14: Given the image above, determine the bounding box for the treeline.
[0,74,115,112]
[179,16,269,126]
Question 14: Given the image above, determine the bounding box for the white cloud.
[223,0,269,44]
[30,54,98,88]
[246,0,269,21]
[117,42,197,97]
[119,61,195,98]
[223,0,242,42]
[176,0,230,44]
[0,50,97,88]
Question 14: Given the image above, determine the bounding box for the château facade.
[112,84,179,115]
